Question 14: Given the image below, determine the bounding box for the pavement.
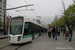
[26,33,75,50]
[0,35,8,39]
[0,32,75,50]
[73,30,75,34]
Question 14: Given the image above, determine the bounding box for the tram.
[8,16,45,44]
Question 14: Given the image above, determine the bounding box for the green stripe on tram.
[31,22,39,26]
[22,34,32,39]
[22,36,25,39]
[35,33,39,35]
[28,35,32,37]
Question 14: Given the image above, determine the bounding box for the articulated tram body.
[8,16,45,44]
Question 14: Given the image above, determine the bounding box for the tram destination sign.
[12,20,22,22]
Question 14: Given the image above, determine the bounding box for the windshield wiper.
[11,31,15,35]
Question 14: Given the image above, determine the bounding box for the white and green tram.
[8,16,45,44]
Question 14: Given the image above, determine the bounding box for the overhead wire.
[7,4,12,7]
[24,0,37,15]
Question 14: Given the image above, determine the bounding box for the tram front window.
[10,17,23,35]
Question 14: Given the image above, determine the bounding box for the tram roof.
[24,17,45,28]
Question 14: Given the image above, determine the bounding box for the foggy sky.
[7,0,73,25]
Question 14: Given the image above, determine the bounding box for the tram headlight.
[17,36,21,41]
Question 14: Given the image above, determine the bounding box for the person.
[54,26,58,40]
[67,24,73,43]
[58,27,60,36]
[48,28,51,38]
[61,28,63,34]
[65,27,69,39]
[63,28,66,36]
[51,27,55,39]
[41,30,44,36]
[45,29,47,35]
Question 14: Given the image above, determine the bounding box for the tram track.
[14,42,32,50]
[0,44,26,50]
[0,44,10,49]
[0,36,41,50]
[0,36,40,50]
[0,42,32,50]
[0,39,8,43]
[15,44,27,50]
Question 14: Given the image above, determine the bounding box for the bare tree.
[58,0,68,39]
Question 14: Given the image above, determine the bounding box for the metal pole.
[4,13,6,35]
[4,0,6,35]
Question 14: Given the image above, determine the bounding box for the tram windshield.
[10,17,23,35]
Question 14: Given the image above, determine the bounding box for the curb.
[0,36,8,39]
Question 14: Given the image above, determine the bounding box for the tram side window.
[35,25,37,33]
[33,25,36,33]
[36,26,38,33]
[23,22,32,35]
[37,26,39,33]
[29,23,32,33]
[31,23,39,33]
[31,23,34,33]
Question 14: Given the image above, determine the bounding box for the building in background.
[0,0,7,24]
